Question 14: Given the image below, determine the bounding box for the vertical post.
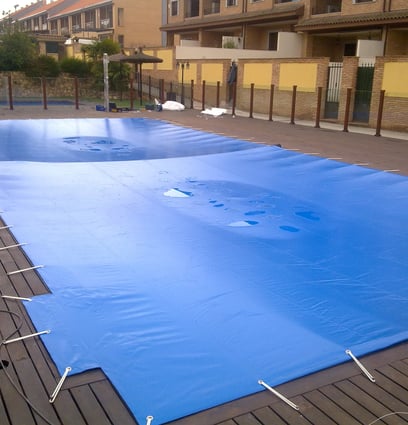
[139,64,143,105]
[129,78,134,110]
[249,83,254,118]
[290,85,297,124]
[190,80,194,109]
[148,76,152,102]
[375,89,385,137]
[181,65,185,105]
[160,79,164,103]
[315,86,322,128]
[74,77,79,110]
[7,75,13,111]
[103,53,109,112]
[268,84,274,122]
[42,77,48,110]
[343,87,352,132]
[202,80,206,111]
[232,81,237,117]
[216,81,220,108]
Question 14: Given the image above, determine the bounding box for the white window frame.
[170,0,179,16]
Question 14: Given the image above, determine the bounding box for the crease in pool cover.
[1,118,408,425]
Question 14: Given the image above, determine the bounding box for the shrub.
[25,55,61,78]
[60,57,91,77]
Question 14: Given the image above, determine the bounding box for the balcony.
[312,0,341,14]
[85,21,95,30]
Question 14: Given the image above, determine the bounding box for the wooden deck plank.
[374,371,408,405]
[233,412,263,425]
[0,394,12,425]
[69,385,114,425]
[302,389,362,425]
[90,379,138,425]
[389,360,408,379]
[268,398,311,425]
[350,374,408,416]
[0,349,37,425]
[320,382,377,424]
[252,406,289,425]
[63,369,109,389]
[290,395,338,425]
[334,380,403,425]
[378,364,408,391]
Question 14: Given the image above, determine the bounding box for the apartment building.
[6,0,165,54]
[161,0,408,60]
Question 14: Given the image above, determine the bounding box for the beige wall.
[341,0,384,15]
[114,0,162,48]
[386,30,408,56]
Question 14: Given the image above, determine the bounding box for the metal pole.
[129,78,134,110]
[290,85,297,124]
[42,77,48,110]
[268,84,274,122]
[343,87,352,132]
[74,77,79,110]
[181,64,185,105]
[190,80,194,109]
[103,53,109,112]
[315,86,322,128]
[375,89,385,137]
[8,75,13,111]
[232,81,237,117]
[249,83,254,118]
[216,81,220,108]
[202,80,206,111]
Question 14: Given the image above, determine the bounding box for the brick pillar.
[338,57,358,125]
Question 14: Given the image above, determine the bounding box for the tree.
[83,39,129,94]
[82,38,121,61]
[0,32,37,71]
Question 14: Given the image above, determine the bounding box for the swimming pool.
[1,118,408,424]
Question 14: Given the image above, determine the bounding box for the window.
[171,0,179,15]
[85,10,95,29]
[227,0,237,6]
[100,5,112,28]
[118,34,124,48]
[353,0,373,2]
[268,32,278,50]
[72,13,81,32]
[344,43,356,56]
[118,8,124,26]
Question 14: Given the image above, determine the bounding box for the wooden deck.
[0,219,138,425]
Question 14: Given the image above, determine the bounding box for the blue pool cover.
[1,118,408,424]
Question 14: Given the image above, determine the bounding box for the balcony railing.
[100,19,112,28]
[85,21,95,30]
